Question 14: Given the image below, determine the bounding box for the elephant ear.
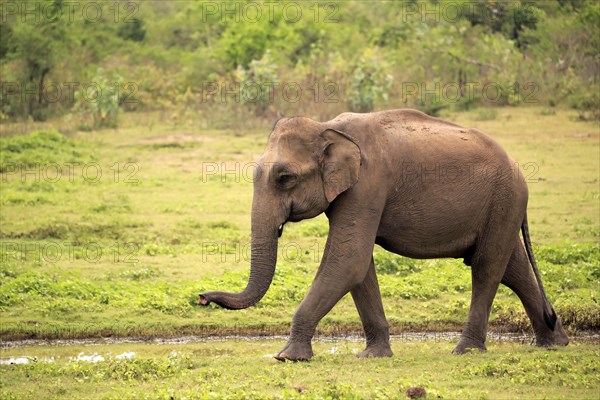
[319,129,361,203]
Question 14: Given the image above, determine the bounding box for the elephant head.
[199,117,361,309]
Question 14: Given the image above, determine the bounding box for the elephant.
[199,109,569,361]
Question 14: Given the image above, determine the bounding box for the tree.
[2,0,71,119]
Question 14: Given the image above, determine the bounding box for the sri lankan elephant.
[199,109,569,361]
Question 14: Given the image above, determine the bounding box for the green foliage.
[373,251,422,276]
[15,352,196,382]
[1,0,72,120]
[299,221,328,238]
[117,19,146,42]
[460,0,545,47]
[68,68,124,130]
[0,242,596,331]
[107,267,162,281]
[0,21,12,59]
[536,243,600,265]
[0,130,91,172]
[347,49,393,113]
[379,259,470,301]
[215,18,271,70]
[570,91,600,121]
[459,351,599,387]
[213,3,325,70]
[1,0,598,122]
[234,50,279,116]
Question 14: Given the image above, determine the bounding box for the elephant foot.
[535,333,569,348]
[535,320,569,348]
[357,344,393,359]
[452,337,487,354]
[274,341,313,362]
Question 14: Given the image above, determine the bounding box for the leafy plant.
[347,49,393,113]
[68,68,124,130]
[234,50,279,116]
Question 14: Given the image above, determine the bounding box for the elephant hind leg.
[501,239,569,346]
[350,257,393,358]
[453,255,508,354]
[453,218,519,354]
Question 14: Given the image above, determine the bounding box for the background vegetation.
[1,0,599,127]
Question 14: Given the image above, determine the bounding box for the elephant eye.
[276,174,297,188]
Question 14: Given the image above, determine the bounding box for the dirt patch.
[139,134,212,147]
[570,132,596,141]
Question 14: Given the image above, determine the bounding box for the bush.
[347,49,393,113]
[570,91,600,121]
[68,68,124,130]
[234,50,278,116]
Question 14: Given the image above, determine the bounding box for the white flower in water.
[329,346,338,354]
[115,352,135,360]
[74,352,104,363]
[0,356,55,365]
[0,357,32,365]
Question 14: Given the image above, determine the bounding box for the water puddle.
[2,332,597,365]
[0,357,36,365]
[73,352,105,363]
[0,351,136,365]
[1,331,597,351]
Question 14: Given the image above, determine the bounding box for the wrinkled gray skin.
[199,109,569,361]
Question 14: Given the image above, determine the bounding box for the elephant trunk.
[199,206,281,310]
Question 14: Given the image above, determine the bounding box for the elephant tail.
[521,211,557,331]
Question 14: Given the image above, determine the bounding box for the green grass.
[1,339,598,399]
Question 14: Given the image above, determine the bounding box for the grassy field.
[0,107,598,398]
[1,338,599,399]
[0,107,598,340]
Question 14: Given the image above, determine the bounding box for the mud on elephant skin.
[199,109,569,361]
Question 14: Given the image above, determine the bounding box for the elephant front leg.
[275,264,368,361]
[274,204,382,361]
[351,257,392,358]
[274,271,360,361]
